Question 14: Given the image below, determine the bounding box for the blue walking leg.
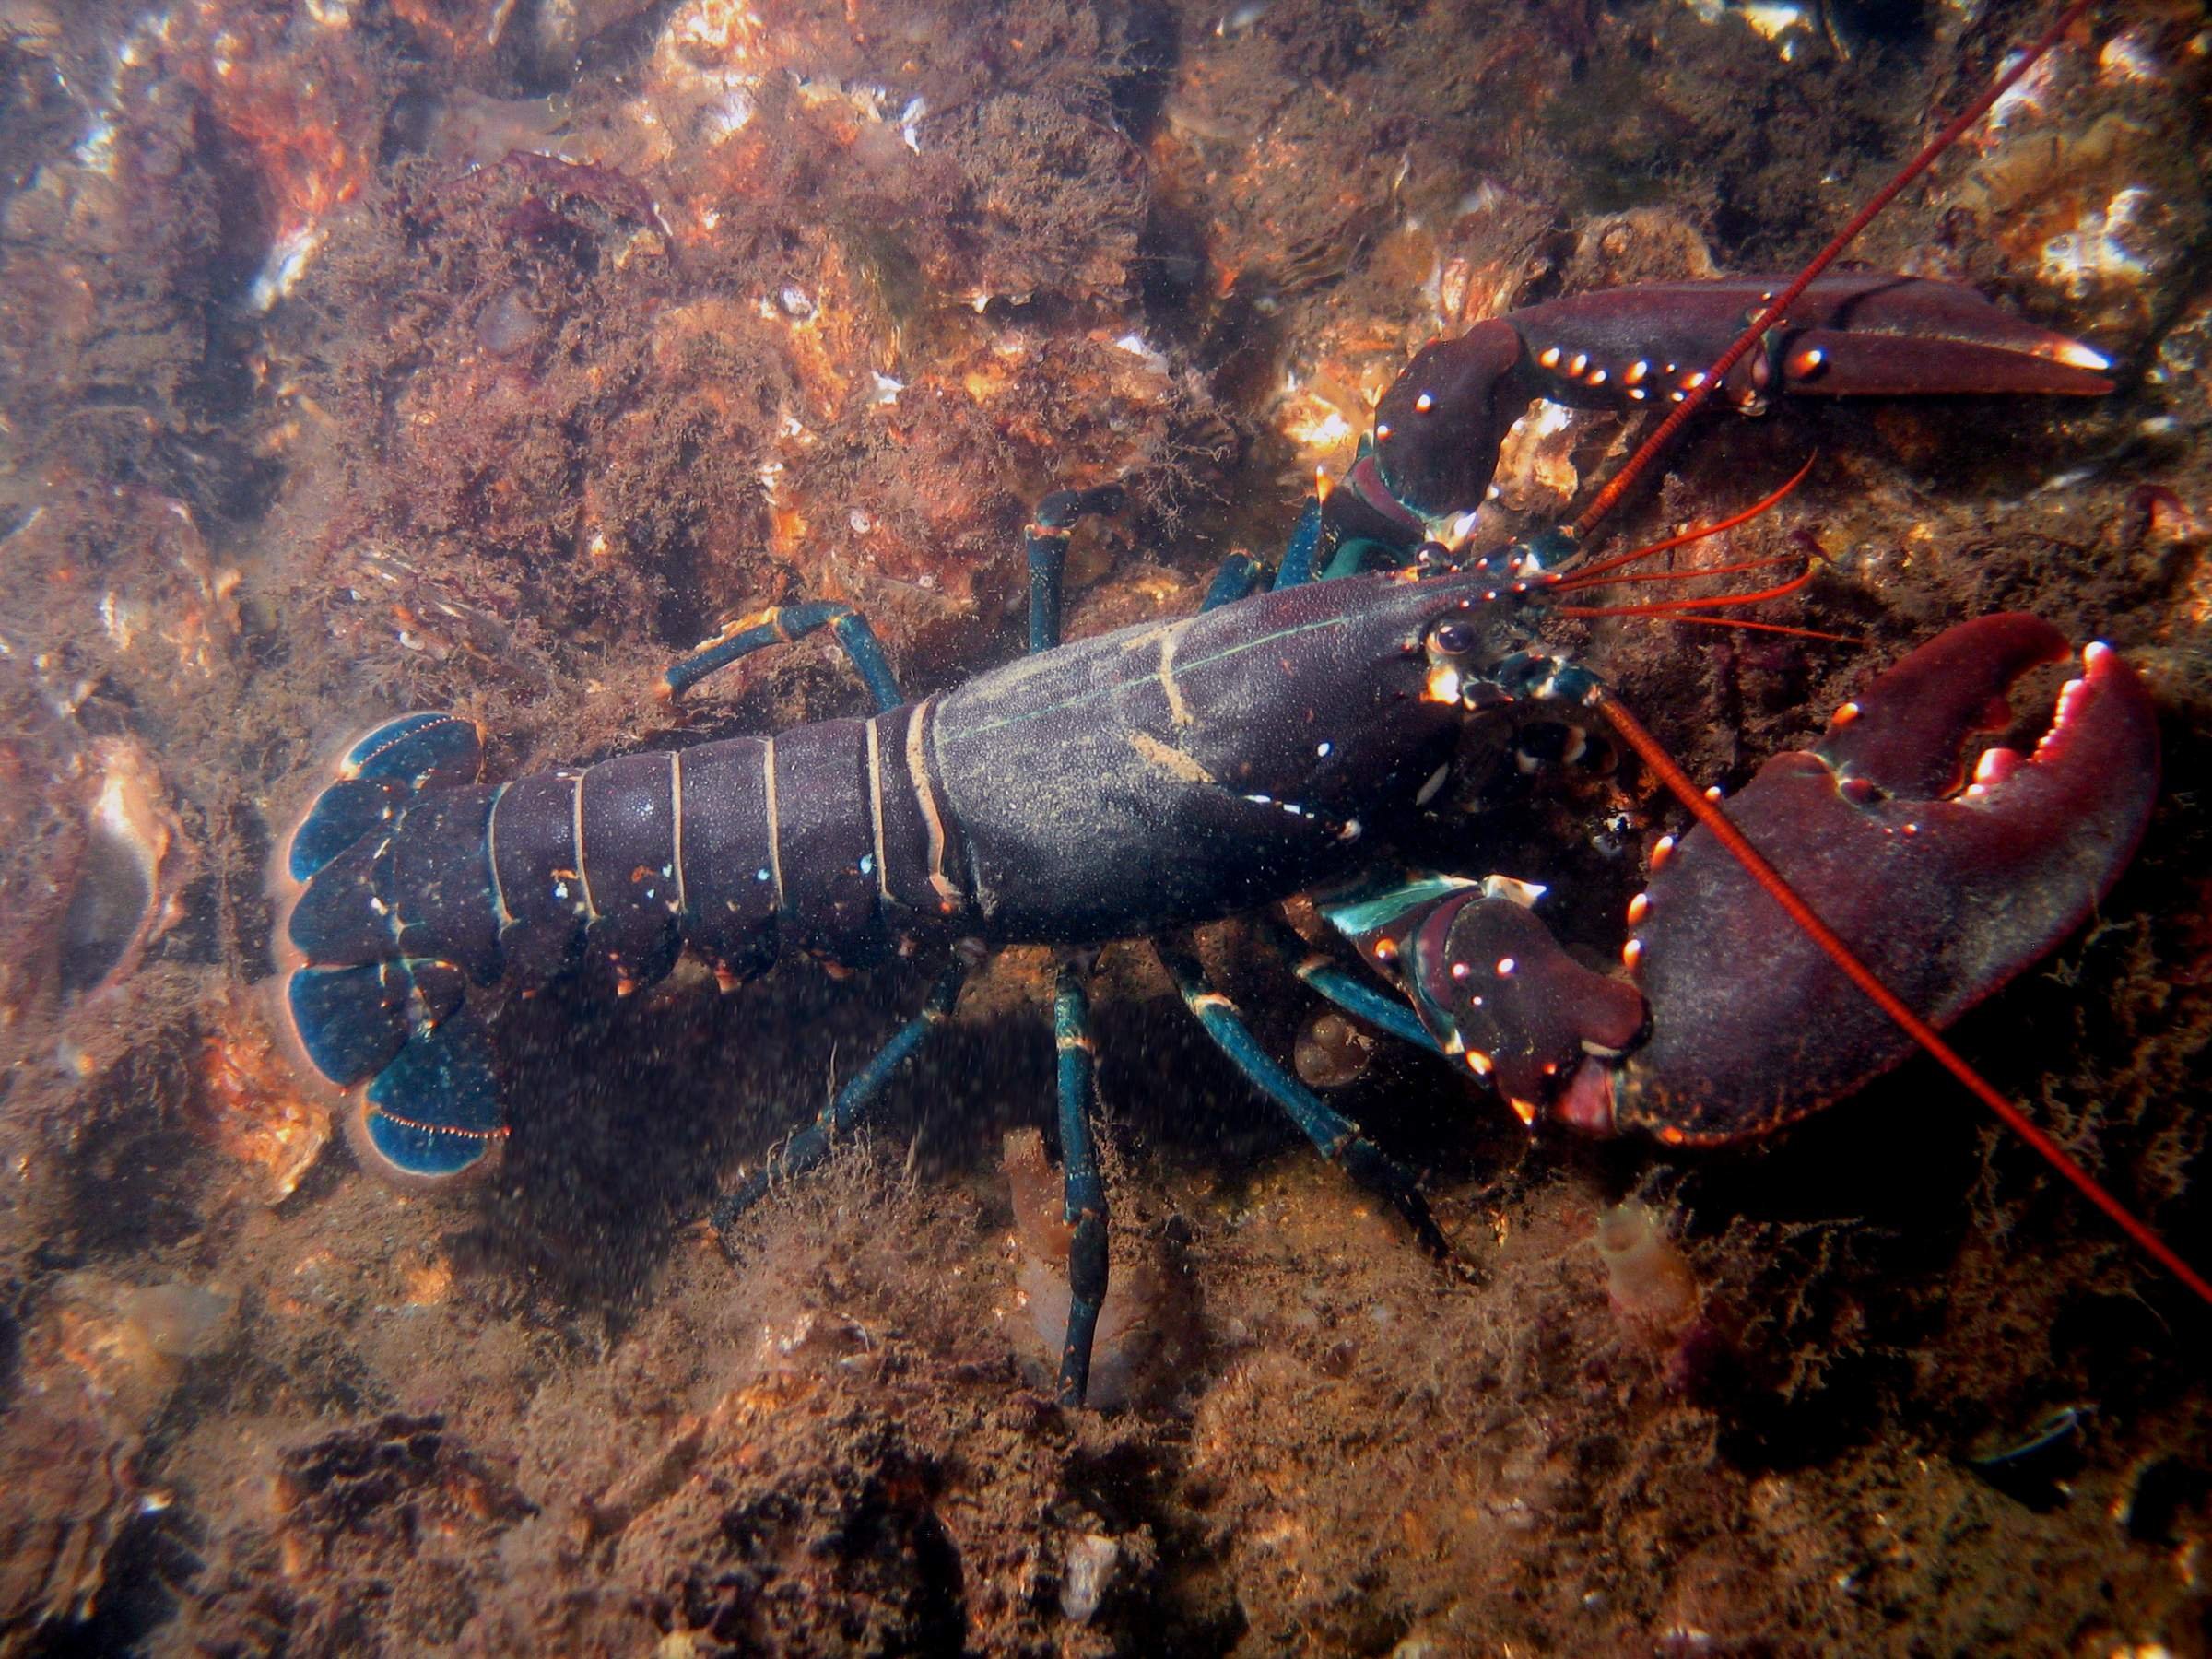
[1158,945,1451,1258]
[1200,550,1266,612]
[712,960,967,1243]
[1267,919,1440,1054]
[1052,961,1110,1407]
[1292,958,1437,1053]
[665,601,903,711]
[1271,496,1326,590]
[1027,484,1127,653]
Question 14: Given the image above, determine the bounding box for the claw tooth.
[1627,892,1650,925]
[1830,700,1861,728]
[1972,747,2023,788]
[2084,641,2113,667]
[1650,833,1676,870]
[2037,673,2093,756]
[1622,937,1643,972]
[2053,340,2112,372]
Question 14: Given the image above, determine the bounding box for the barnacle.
[1957,75,2207,348]
[0,1271,230,1632]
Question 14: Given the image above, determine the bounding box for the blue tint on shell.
[287,776,405,883]
[345,712,482,786]
[359,1006,504,1181]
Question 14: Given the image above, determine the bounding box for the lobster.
[267,0,2207,1407]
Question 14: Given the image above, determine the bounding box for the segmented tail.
[271,713,508,1185]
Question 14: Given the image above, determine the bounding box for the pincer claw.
[1365,276,2115,524]
[1321,874,1644,1129]
[1592,614,2159,1144]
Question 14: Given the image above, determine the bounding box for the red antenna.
[1564,0,2212,1309]
[1572,0,2096,543]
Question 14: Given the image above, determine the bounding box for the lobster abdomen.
[276,713,902,1181]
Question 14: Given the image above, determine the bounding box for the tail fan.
[273,712,508,1186]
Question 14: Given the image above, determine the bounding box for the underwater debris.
[1293,1008,1380,1089]
[999,1127,1174,1410]
[1594,1199,1701,1335]
[1966,1404,2092,1509]
[59,740,189,1002]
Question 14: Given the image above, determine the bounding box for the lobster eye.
[1430,619,1477,657]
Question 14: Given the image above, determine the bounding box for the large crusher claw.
[1580,614,2159,1143]
[1354,618,2159,1146]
